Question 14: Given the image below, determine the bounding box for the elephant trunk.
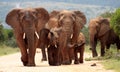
[23,31,39,39]
[23,28,39,65]
[89,32,98,57]
[25,29,35,65]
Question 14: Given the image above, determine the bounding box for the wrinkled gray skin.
[6,8,49,66]
[46,10,86,65]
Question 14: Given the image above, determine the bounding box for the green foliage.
[0,45,19,56]
[0,23,17,47]
[81,26,89,45]
[110,8,120,37]
[0,24,4,44]
[102,55,120,72]
[85,45,120,72]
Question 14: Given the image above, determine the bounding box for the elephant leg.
[79,45,84,63]
[100,42,105,56]
[62,47,71,65]
[106,44,110,51]
[53,46,60,66]
[56,47,62,66]
[15,32,28,66]
[116,42,120,51]
[92,38,98,57]
[41,48,47,61]
[68,48,74,64]
[47,46,54,65]
[69,48,75,60]
[74,47,79,64]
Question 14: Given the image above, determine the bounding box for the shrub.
[110,8,120,37]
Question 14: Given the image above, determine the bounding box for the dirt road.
[0,49,114,72]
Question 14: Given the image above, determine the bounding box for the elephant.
[46,27,62,66]
[5,7,49,66]
[73,32,85,64]
[46,10,86,65]
[66,32,86,64]
[89,17,120,57]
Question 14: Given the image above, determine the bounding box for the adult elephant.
[46,10,86,65]
[89,17,120,57]
[6,7,49,66]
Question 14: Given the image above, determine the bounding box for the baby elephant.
[69,32,85,64]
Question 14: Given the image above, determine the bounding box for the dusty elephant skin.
[47,45,61,66]
[5,7,49,66]
[72,32,85,64]
[38,28,50,61]
[46,10,86,65]
[89,17,120,57]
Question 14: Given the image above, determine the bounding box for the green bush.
[81,26,89,45]
[0,23,17,47]
[110,8,120,37]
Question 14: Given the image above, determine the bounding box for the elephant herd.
[5,7,120,66]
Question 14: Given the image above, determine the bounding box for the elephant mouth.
[23,31,39,39]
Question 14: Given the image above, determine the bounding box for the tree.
[110,8,120,37]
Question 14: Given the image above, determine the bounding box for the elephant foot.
[49,63,61,66]
[79,60,83,63]
[22,61,28,66]
[21,57,28,66]
[27,63,36,67]
[62,60,71,65]
[55,63,61,66]
[93,53,98,57]
[41,58,47,61]
[74,60,79,64]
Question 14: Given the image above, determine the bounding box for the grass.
[102,59,120,72]
[0,45,19,56]
[85,44,120,72]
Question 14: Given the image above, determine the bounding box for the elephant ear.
[35,8,49,31]
[6,8,22,31]
[74,11,86,29]
[49,10,59,18]
[71,11,86,44]
[98,18,110,37]
[45,10,60,30]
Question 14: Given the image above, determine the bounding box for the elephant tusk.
[35,31,39,39]
[70,34,73,38]
[55,45,57,48]
[48,45,50,48]
[23,33,25,39]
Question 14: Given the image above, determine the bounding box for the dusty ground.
[0,49,114,72]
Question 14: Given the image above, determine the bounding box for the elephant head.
[6,7,49,66]
[47,10,86,44]
[89,17,110,57]
[46,10,86,65]
[47,27,62,47]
